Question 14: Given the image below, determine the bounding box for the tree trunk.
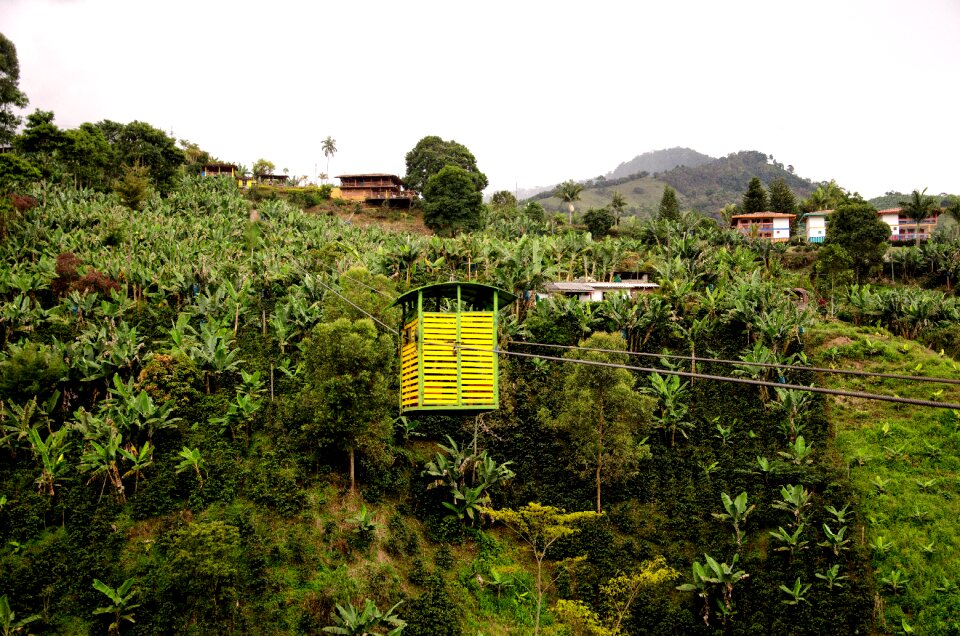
[534,557,544,636]
[349,445,355,493]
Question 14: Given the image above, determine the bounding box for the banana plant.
[646,372,692,447]
[778,435,814,465]
[118,440,153,494]
[92,578,140,636]
[0,594,39,636]
[824,503,852,525]
[322,599,405,635]
[702,553,748,627]
[79,427,126,503]
[815,564,848,589]
[772,484,812,529]
[189,322,244,393]
[818,523,850,556]
[769,525,809,555]
[27,426,71,497]
[175,446,205,488]
[712,491,755,552]
[768,387,812,442]
[779,578,811,605]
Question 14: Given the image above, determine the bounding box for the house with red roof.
[731,212,796,242]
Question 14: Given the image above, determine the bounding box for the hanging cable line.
[508,341,960,387]
[321,273,960,410]
[319,260,394,299]
[314,277,399,335]
[418,339,960,410]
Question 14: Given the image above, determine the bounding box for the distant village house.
[803,208,939,243]
[536,276,659,303]
[333,174,417,209]
[731,212,796,242]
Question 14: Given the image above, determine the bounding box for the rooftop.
[731,212,797,220]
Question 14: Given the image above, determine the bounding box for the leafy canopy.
[403,135,487,194]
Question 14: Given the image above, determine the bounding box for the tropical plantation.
[3,35,960,636]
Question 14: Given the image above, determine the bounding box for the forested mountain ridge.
[606,147,716,180]
[530,149,818,218]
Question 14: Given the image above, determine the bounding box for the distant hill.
[868,192,954,211]
[527,149,818,219]
[607,147,715,180]
[658,150,817,213]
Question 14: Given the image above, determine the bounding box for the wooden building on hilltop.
[335,174,417,208]
[201,163,238,177]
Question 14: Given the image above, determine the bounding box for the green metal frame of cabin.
[391,282,516,416]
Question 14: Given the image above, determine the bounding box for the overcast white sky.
[2,0,958,199]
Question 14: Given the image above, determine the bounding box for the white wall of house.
[879,211,900,239]
[771,217,792,240]
[806,215,827,242]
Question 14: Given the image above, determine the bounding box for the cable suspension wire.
[508,340,960,386]
[314,278,399,335]
[320,261,394,299]
[418,339,960,410]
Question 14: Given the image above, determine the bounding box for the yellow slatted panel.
[460,312,495,404]
[421,312,458,406]
[401,339,419,407]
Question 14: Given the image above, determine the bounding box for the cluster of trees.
[403,136,488,236]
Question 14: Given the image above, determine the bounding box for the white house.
[731,212,796,242]
[536,278,659,303]
[877,207,939,243]
[804,210,832,243]
[804,208,940,244]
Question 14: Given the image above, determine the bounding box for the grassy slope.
[807,322,960,633]
[535,176,670,219]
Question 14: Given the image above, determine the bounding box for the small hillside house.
[804,210,832,243]
[201,163,237,178]
[536,278,659,303]
[804,208,940,244]
[334,174,416,209]
[731,212,796,242]
[877,208,939,243]
[259,174,289,186]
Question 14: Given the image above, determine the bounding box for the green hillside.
[607,147,716,180]
[529,150,818,219]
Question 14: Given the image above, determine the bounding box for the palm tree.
[556,180,583,225]
[322,136,337,184]
[899,188,940,247]
[610,191,627,225]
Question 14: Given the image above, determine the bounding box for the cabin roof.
[730,212,797,220]
[390,282,517,311]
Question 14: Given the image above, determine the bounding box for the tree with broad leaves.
[898,187,940,246]
[403,135,487,194]
[549,332,653,513]
[0,33,29,145]
[481,503,600,636]
[301,318,394,493]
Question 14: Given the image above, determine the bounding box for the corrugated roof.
[544,282,596,293]
[731,212,797,219]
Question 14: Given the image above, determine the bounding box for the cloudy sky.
[3,0,958,199]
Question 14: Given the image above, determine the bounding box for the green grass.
[535,176,669,219]
[808,322,960,633]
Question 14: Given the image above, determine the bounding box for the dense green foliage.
[403,136,488,194]
[0,166,957,633]
[422,165,484,236]
[822,202,891,281]
[657,185,680,221]
[0,32,28,144]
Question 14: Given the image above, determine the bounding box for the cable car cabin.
[390,283,516,416]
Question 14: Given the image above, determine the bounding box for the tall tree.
[549,332,654,513]
[556,180,583,224]
[321,136,336,183]
[481,503,600,636]
[741,177,768,214]
[96,120,185,194]
[404,135,487,194]
[824,202,889,281]
[422,164,483,236]
[0,33,29,145]
[898,187,940,247]
[582,207,615,239]
[301,318,394,493]
[251,158,275,178]
[768,178,797,214]
[657,185,680,221]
